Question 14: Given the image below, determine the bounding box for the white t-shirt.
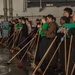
[27,23,32,34]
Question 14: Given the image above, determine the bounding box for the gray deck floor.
[0,47,27,75]
[0,46,64,75]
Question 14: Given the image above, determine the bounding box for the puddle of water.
[0,48,11,75]
[0,65,11,75]
[0,54,9,63]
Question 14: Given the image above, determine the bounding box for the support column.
[3,0,8,21]
[9,0,13,20]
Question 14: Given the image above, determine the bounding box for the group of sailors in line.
[0,7,75,75]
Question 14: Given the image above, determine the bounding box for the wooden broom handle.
[64,35,67,72]
[20,37,36,61]
[0,38,5,43]
[32,36,57,75]
[7,37,13,47]
[33,35,40,63]
[66,35,73,75]
[31,35,40,68]
[71,64,75,75]
[11,30,21,48]
[43,40,63,75]
[4,33,14,44]
[7,34,37,63]
[17,32,34,47]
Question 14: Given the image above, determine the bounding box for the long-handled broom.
[2,33,14,47]
[64,35,67,72]
[66,35,73,75]
[17,36,36,69]
[71,64,75,75]
[42,36,65,75]
[7,34,37,65]
[13,32,34,51]
[31,35,40,69]
[32,36,57,75]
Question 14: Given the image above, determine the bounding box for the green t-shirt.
[38,22,48,37]
[63,23,75,29]
[16,22,22,29]
[55,22,59,29]
[62,23,75,38]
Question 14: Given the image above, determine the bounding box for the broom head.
[9,49,14,55]
[1,43,7,48]
[17,61,23,69]
[14,47,20,51]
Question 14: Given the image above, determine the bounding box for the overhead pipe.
[3,0,8,21]
[9,0,13,20]
[23,0,25,12]
[39,0,42,12]
[23,0,27,12]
